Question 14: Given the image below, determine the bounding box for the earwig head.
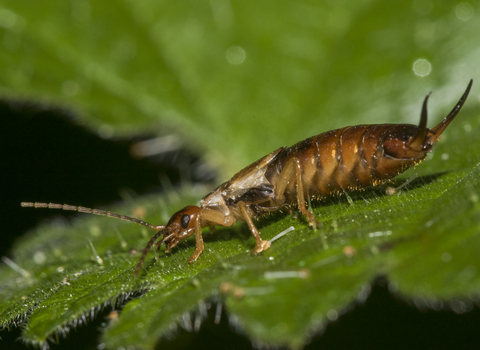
[161,205,201,249]
[133,205,201,276]
[383,79,473,160]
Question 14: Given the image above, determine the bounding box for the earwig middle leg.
[209,224,217,234]
[237,201,271,254]
[294,157,319,228]
[274,158,295,204]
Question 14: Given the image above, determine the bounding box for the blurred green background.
[1,0,478,177]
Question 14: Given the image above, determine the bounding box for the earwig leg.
[272,157,318,227]
[237,201,271,254]
[294,157,319,229]
[274,159,296,203]
[187,216,204,263]
[185,209,236,262]
[209,224,217,234]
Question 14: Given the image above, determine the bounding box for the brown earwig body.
[21,80,473,276]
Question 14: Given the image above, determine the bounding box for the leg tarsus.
[251,239,271,254]
[298,205,319,229]
[187,249,203,263]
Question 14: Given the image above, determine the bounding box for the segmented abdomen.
[274,124,423,202]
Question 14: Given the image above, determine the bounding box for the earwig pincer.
[21,80,473,276]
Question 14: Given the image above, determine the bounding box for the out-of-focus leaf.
[0,1,478,176]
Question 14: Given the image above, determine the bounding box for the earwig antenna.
[20,202,165,231]
[429,79,473,140]
[22,201,171,277]
[133,228,176,276]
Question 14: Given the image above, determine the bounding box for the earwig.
[21,80,473,276]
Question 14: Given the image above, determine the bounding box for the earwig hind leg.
[237,201,271,254]
[294,157,320,229]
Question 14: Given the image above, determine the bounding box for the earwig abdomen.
[278,123,429,202]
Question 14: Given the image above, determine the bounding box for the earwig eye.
[180,214,190,229]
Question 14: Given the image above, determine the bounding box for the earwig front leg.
[237,201,271,254]
[186,208,236,263]
[187,215,204,263]
[294,157,319,229]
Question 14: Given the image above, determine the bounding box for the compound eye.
[180,214,190,229]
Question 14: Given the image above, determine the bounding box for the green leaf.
[2,164,480,348]
[2,0,480,349]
